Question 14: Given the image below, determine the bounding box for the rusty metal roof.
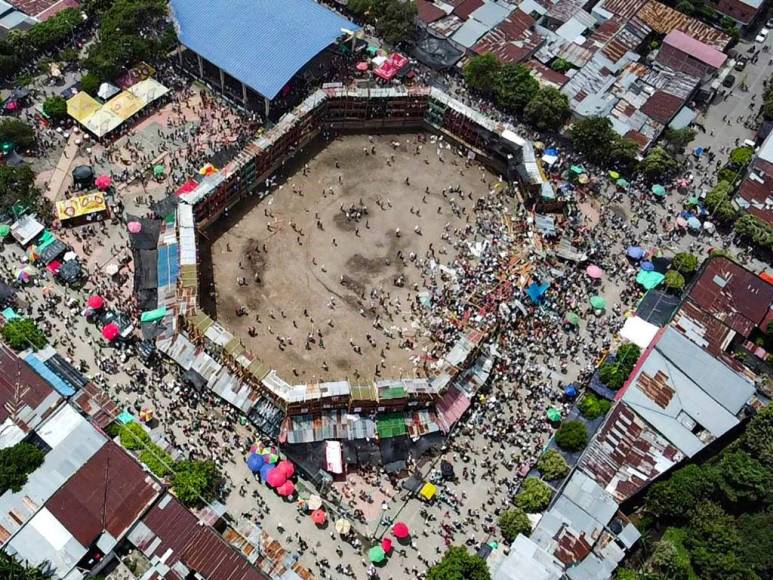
[596,0,649,20]
[473,9,543,63]
[640,90,684,124]
[45,442,161,548]
[636,1,731,49]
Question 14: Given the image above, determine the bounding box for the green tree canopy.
[1,318,48,350]
[494,63,539,114]
[743,406,773,469]
[172,459,222,507]
[737,511,773,577]
[555,420,588,451]
[714,451,773,507]
[498,507,531,543]
[609,137,640,173]
[0,551,53,579]
[79,72,101,97]
[664,270,686,292]
[569,116,617,165]
[644,538,692,580]
[662,127,696,152]
[705,181,737,222]
[524,87,571,132]
[729,146,754,167]
[578,392,612,419]
[0,118,36,149]
[685,501,754,579]
[515,477,553,512]
[671,252,699,275]
[734,214,773,250]
[0,442,45,494]
[463,53,501,94]
[426,546,490,580]
[536,449,570,480]
[645,464,716,520]
[640,146,679,182]
[43,95,68,121]
[0,165,41,216]
[349,0,417,45]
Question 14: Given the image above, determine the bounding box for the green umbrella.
[546,407,561,422]
[153,164,165,177]
[1,141,14,154]
[616,178,629,189]
[651,184,666,197]
[590,295,606,310]
[570,164,586,174]
[368,546,385,563]
[565,312,581,326]
[686,196,700,206]
[0,224,10,238]
[636,270,665,290]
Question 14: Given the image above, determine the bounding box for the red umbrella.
[381,537,393,553]
[277,480,295,497]
[311,509,327,525]
[95,175,112,190]
[276,459,295,478]
[392,522,409,539]
[102,323,120,341]
[87,295,104,309]
[266,468,287,488]
[356,61,369,71]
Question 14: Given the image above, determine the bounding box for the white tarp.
[619,316,659,349]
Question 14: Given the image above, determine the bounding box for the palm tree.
[0,551,54,579]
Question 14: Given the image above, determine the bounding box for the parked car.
[756,28,769,42]
[723,74,736,88]
[735,57,748,71]
[766,18,773,28]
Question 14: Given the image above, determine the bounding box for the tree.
[498,507,531,542]
[43,95,68,121]
[664,270,686,292]
[671,252,698,275]
[24,8,82,53]
[0,165,40,215]
[609,137,640,173]
[555,420,588,451]
[569,117,617,165]
[705,181,737,223]
[139,446,173,479]
[737,512,773,577]
[0,118,36,149]
[0,551,53,579]
[0,442,45,494]
[0,39,20,78]
[536,449,570,480]
[377,0,417,45]
[639,146,678,181]
[578,393,611,419]
[714,451,773,507]
[426,546,490,580]
[172,459,221,507]
[1,318,48,350]
[743,406,773,469]
[119,422,150,450]
[676,0,694,14]
[734,214,773,250]
[515,477,553,512]
[524,87,571,132]
[729,146,754,167]
[463,53,501,94]
[644,539,692,580]
[685,501,753,579]
[663,127,696,152]
[598,343,640,389]
[79,72,101,96]
[494,63,538,115]
[550,57,572,73]
[645,464,716,520]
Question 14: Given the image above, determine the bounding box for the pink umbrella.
[95,175,112,190]
[276,459,295,478]
[87,295,104,309]
[127,221,142,233]
[676,216,688,228]
[5,101,18,111]
[102,323,120,341]
[586,265,604,279]
[392,522,410,539]
[277,480,296,497]
[356,61,369,71]
[311,509,327,525]
[381,537,393,553]
[266,468,287,488]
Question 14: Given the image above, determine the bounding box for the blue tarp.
[170,0,360,99]
[527,282,550,304]
[2,307,19,320]
[23,353,76,397]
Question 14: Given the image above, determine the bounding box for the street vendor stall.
[373,53,409,81]
[56,192,109,225]
[419,482,437,501]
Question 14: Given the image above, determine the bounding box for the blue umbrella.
[627,246,644,260]
[564,385,577,398]
[641,261,655,271]
[687,216,701,230]
[247,453,264,473]
[260,463,275,482]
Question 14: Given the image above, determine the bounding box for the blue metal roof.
[24,353,76,397]
[170,0,359,100]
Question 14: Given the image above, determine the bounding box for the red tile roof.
[417,0,446,24]
[138,495,266,580]
[7,0,78,19]
[624,130,649,149]
[662,30,727,68]
[46,442,161,547]
[640,90,684,124]
[453,0,484,19]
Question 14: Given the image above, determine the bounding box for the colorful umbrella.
[266,468,287,488]
[565,385,578,398]
[565,312,581,326]
[651,184,666,197]
[0,224,10,238]
[577,173,589,184]
[276,459,295,478]
[259,463,275,482]
[127,221,142,234]
[153,164,165,177]
[87,295,104,310]
[687,216,701,230]
[102,322,120,341]
[95,175,112,190]
[676,216,688,228]
[392,522,409,539]
[586,264,603,279]
[570,164,585,174]
[636,270,665,290]
[311,509,327,525]
[356,61,369,71]
[335,518,351,534]
[616,178,629,189]
[246,453,264,473]
[546,407,561,422]
[640,261,655,271]
[277,480,296,497]
[609,170,620,179]
[198,163,218,176]
[381,538,393,553]
[590,295,606,310]
[307,494,323,510]
[626,246,644,260]
[368,546,385,563]
[686,196,700,206]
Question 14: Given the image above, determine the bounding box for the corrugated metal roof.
[169,0,359,99]
[662,29,727,68]
[473,9,543,64]
[636,1,730,50]
[451,17,491,48]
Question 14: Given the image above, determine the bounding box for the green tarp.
[37,230,55,250]
[636,270,665,290]
[570,165,586,174]
[140,306,167,322]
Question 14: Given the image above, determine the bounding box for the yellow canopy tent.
[67,91,101,124]
[419,482,437,501]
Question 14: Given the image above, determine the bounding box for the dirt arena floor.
[205,133,500,382]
